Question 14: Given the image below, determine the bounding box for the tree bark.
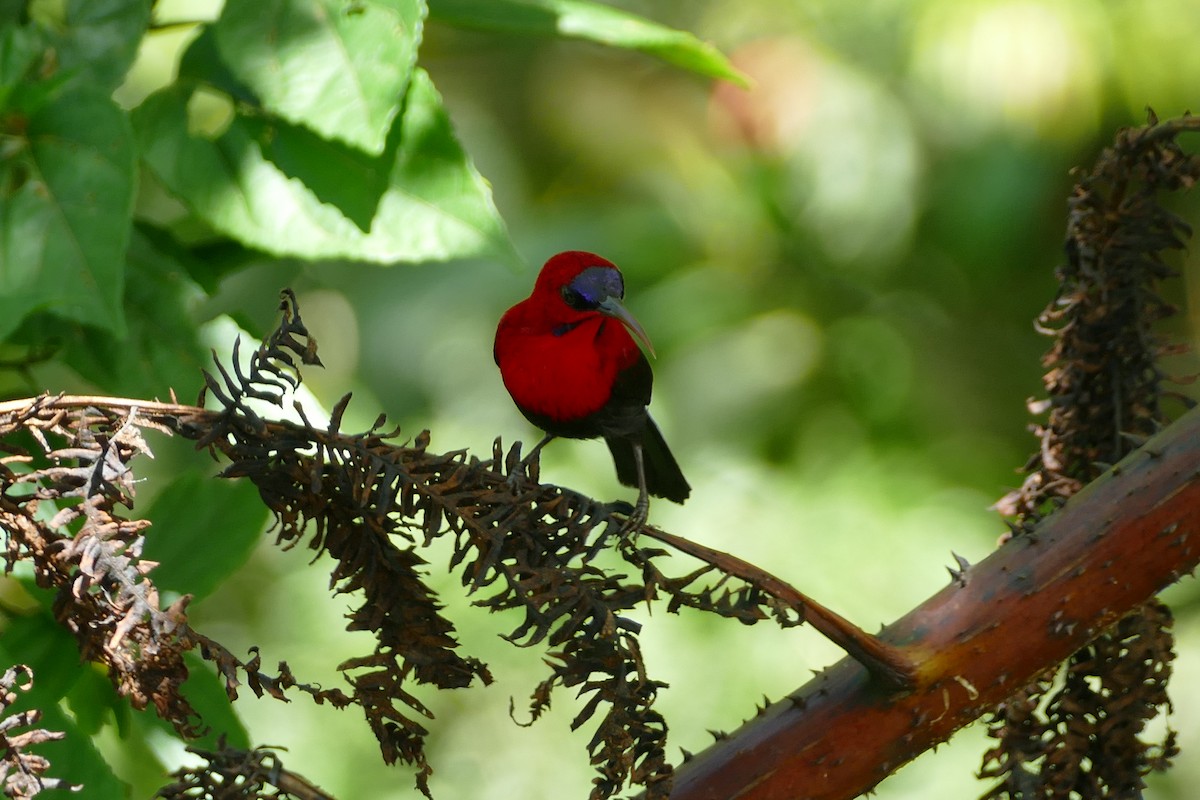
[669,404,1200,800]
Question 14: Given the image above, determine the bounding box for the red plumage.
[494,251,690,522]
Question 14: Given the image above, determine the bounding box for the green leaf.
[213,0,424,155]
[50,225,210,399]
[0,25,47,110]
[428,0,748,85]
[132,68,519,267]
[179,238,268,295]
[176,26,258,104]
[9,694,127,798]
[141,471,269,603]
[39,0,151,92]
[63,663,121,736]
[0,614,128,790]
[0,613,84,707]
[377,68,520,264]
[0,83,134,340]
[242,113,391,232]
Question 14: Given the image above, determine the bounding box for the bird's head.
[534,251,656,357]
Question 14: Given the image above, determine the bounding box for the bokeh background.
[51,0,1200,797]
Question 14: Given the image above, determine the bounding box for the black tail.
[606,416,690,504]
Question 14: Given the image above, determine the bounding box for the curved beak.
[598,296,656,359]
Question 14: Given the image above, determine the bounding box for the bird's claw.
[504,446,543,494]
[505,469,526,494]
[616,494,649,536]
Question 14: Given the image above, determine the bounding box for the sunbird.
[494,251,690,530]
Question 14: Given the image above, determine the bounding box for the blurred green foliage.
[0,0,1199,798]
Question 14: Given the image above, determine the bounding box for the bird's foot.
[615,493,649,536]
[506,461,539,495]
[503,440,544,493]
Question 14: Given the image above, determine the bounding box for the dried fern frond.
[3,288,895,799]
[155,740,334,800]
[982,111,1200,800]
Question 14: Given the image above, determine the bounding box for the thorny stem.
[640,528,917,689]
[667,405,1200,800]
[0,393,917,689]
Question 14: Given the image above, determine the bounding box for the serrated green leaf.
[213,0,424,155]
[428,0,747,85]
[0,84,135,341]
[380,68,520,263]
[141,472,269,603]
[132,68,519,267]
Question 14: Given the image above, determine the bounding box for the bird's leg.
[522,433,555,473]
[507,433,555,490]
[618,441,650,535]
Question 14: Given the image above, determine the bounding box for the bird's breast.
[498,318,640,423]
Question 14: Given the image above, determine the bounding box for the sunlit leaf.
[428,0,747,85]
[0,84,135,340]
[213,0,424,154]
[242,114,391,232]
[132,69,519,267]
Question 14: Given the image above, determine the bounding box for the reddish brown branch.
[667,403,1200,800]
[641,528,916,689]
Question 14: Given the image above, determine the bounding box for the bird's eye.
[560,285,591,310]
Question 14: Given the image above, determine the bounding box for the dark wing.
[601,354,691,503]
[594,352,653,440]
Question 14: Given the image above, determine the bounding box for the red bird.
[494,251,690,530]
